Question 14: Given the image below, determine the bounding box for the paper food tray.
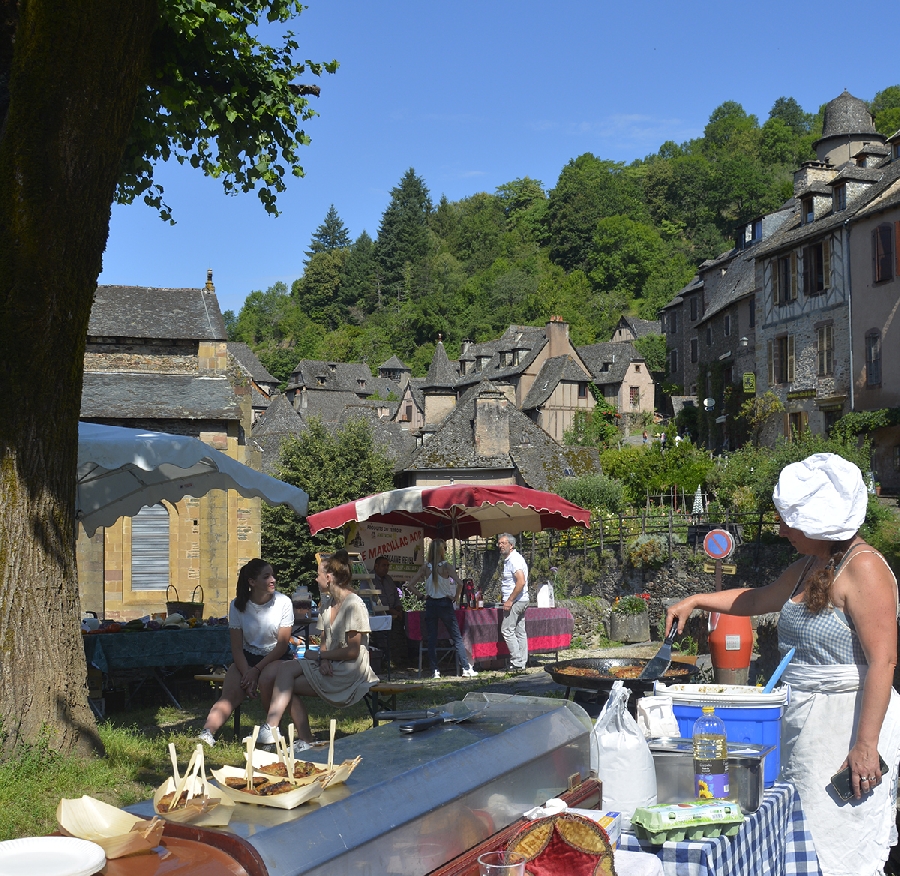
[250,750,329,787]
[152,774,234,827]
[210,765,325,809]
[57,796,165,859]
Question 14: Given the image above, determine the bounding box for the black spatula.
[638,625,678,680]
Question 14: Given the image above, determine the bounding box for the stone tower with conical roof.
[813,90,885,166]
[422,338,458,425]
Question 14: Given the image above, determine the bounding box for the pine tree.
[375,168,433,295]
[304,204,351,264]
[340,231,380,312]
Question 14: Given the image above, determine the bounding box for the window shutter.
[767,340,775,385]
[800,411,808,434]
[823,239,831,289]
[131,504,170,591]
[873,228,880,282]
[782,413,790,438]
[896,222,900,276]
[787,335,795,382]
[790,253,798,300]
[771,261,780,306]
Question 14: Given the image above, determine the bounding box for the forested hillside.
[226,88,900,384]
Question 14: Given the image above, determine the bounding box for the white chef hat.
[772,452,868,540]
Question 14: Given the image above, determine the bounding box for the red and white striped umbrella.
[307,483,590,539]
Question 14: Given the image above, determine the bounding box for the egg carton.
[631,799,744,845]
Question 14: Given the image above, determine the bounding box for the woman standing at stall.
[198,558,293,746]
[260,550,378,751]
[666,453,900,876]
[408,539,477,679]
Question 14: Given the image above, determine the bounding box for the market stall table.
[619,782,821,876]
[406,606,573,676]
[83,626,232,708]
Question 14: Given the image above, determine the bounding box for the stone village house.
[77,273,270,620]
[661,91,900,486]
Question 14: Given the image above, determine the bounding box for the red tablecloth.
[406,606,573,660]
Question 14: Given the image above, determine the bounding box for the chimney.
[547,315,569,358]
[461,339,473,355]
[474,388,510,458]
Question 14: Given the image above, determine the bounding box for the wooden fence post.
[668,503,673,557]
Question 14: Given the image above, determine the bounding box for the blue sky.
[99,0,900,315]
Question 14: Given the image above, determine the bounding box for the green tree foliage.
[292,248,350,329]
[262,417,395,590]
[870,86,900,137]
[375,168,433,293]
[340,231,379,313]
[305,204,350,263]
[767,96,812,135]
[706,433,872,514]
[564,393,621,450]
[599,441,714,505]
[633,334,667,373]
[545,154,646,271]
[120,1,338,220]
[738,391,785,447]
[555,473,625,514]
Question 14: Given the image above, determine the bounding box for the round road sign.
[703,528,734,560]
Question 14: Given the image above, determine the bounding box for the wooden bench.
[194,673,242,741]
[363,682,427,726]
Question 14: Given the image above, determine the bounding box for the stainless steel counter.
[132,693,592,876]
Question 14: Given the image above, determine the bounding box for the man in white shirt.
[498,533,529,672]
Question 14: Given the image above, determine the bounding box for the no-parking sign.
[703,528,735,561]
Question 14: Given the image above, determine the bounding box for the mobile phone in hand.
[829,755,890,801]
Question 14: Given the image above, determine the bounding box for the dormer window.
[316,376,325,386]
[801,196,814,225]
[834,184,846,213]
[357,379,366,389]
[328,363,337,373]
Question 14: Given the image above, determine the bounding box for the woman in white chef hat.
[666,453,900,876]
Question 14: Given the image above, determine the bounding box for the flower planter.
[609,610,650,644]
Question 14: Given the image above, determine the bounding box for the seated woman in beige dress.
[259,549,378,752]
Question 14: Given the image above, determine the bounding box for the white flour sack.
[591,681,657,824]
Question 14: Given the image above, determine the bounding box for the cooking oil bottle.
[692,705,729,799]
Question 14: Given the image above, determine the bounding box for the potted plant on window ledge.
[608,594,651,644]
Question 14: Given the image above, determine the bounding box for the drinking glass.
[477,850,527,875]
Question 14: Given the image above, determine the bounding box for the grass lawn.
[0,671,493,841]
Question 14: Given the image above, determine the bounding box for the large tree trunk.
[0,0,157,755]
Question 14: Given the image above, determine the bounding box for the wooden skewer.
[327,719,336,772]
[168,743,180,782]
[288,723,296,782]
[246,727,259,790]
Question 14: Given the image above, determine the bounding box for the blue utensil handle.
[763,646,795,693]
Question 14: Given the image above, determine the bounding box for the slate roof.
[405,382,599,490]
[89,286,226,340]
[337,406,417,471]
[250,394,307,475]
[696,249,757,324]
[853,143,891,158]
[619,316,662,338]
[296,390,365,424]
[81,373,242,420]
[422,341,458,389]
[379,355,409,372]
[227,343,277,384]
[756,156,900,258]
[829,165,885,184]
[660,275,702,310]
[288,360,373,393]
[455,325,548,389]
[817,90,877,141]
[522,356,592,410]
[576,341,641,386]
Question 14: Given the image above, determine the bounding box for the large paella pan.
[544,656,699,698]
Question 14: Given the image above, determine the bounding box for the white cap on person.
[772,452,867,541]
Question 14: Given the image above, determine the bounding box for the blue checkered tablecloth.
[619,783,822,876]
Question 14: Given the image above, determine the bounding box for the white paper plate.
[0,836,105,876]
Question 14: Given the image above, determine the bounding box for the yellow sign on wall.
[742,372,756,393]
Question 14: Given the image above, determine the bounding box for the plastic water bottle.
[692,706,729,799]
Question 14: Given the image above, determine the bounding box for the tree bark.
[0,0,157,755]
